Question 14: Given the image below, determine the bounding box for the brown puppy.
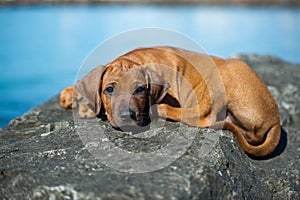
[60,47,281,157]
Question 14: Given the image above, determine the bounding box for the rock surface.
[1,54,299,199]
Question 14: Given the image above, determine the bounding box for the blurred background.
[0,0,299,128]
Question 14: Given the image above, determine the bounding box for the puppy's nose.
[119,109,136,122]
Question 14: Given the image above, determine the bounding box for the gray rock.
[1,54,299,199]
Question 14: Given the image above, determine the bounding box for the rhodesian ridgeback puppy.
[60,46,281,157]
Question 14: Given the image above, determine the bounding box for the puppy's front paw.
[59,86,83,109]
[78,102,96,119]
[59,86,75,109]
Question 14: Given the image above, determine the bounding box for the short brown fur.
[59,47,281,157]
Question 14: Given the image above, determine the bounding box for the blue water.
[0,5,299,128]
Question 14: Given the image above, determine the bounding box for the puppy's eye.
[135,86,145,95]
[104,86,114,95]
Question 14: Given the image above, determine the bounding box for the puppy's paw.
[156,104,168,118]
[59,86,75,109]
[59,86,83,109]
[78,102,96,119]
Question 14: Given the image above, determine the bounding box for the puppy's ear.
[75,65,107,115]
[144,68,170,105]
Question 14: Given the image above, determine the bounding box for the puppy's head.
[99,64,169,132]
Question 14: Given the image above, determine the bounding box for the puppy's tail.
[211,121,281,158]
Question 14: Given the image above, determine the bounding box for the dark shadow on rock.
[251,127,287,160]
